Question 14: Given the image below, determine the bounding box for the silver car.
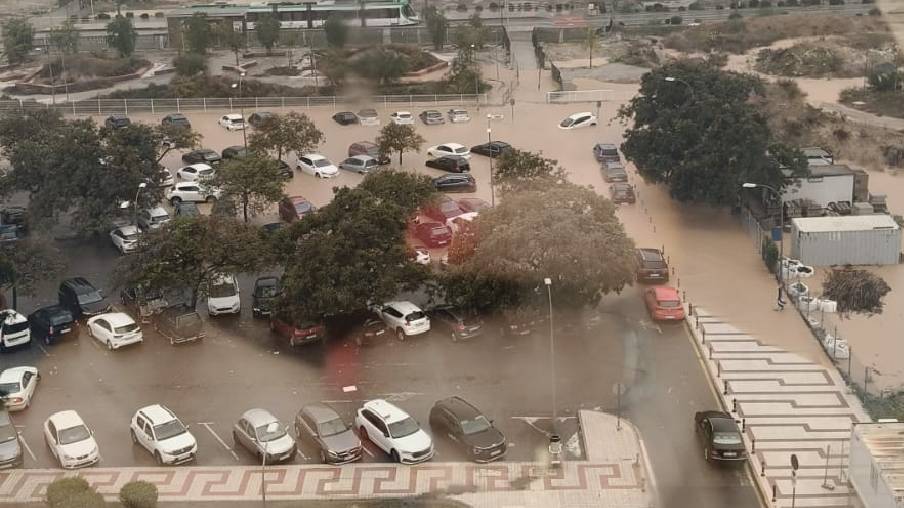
[420,110,445,125]
[339,155,381,175]
[0,409,22,469]
[295,404,362,464]
[232,408,296,464]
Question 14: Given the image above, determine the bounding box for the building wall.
[791,223,901,266]
[782,174,854,208]
[849,424,903,508]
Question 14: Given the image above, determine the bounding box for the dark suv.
[104,114,131,130]
[429,397,506,463]
[28,305,76,345]
[427,306,483,342]
[635,248,669,282]
[593,143,621,162]
[58,278,111,319]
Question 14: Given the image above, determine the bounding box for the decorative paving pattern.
[688,309,870,508]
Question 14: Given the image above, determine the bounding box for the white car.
[558,112,598,130]
[371,301,430,341]
[427,143,471,160]
[411,247,430,265]
[207,274,240,316]
[157,168,175,187]
[218,113,246,131]
[130,404,197,465]
[137,207,171,231]
[110,225,140,254]
[0,366,39,411]
[355,399,433,464]
[44,410,100,469]
[296,154,339,179]
[390,111,415,125]
[447,212,478,234]
[176,163,215,182]
[448,109,471,123]
[167,182,220,205]
[0,309,31,351]
[357,109,381,127]
[86,312,143,350]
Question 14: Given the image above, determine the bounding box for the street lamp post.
[664,76,696,101]
[120,182,147,225]
[544,277,556,431]
[231,72,248,148]
[486,114,501,207]
[743,182,784,282]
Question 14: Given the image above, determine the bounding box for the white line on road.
[361,444,375,458]
[197,422,240,461]
[17,432,36,462]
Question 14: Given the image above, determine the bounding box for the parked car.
[181,149,221,166]
[120,285,168,324]
[44,410,99,469]
[274,159,293,179]
[349,315,388,346]
[433,174,476,193]
[279,196,315,223]
[559,112,598,130]
[635,248,669,282]
[447,212,477,234]
[414,222,452,248]
[58,278,111,319]
[252,276,280,318]
[609,183,636,204]
[426,155,470,173]
[0,225,18,244]
[297,154,338,178]
[218,113,245,131]
[348,141,389,164]
[456,197,491,213]
[176,163,215,181]
[498,307,541,337]
[207,274,240,316]
[233,408,296,464]
[643,286,686,321]
[156,305,205,345]
[470,141,511,158]
[174,201,200,218]
[296,404,362,464]
[137,207,171,231]
[390,111,415,125]
[695,411,747,462]
[427,306,483,342]
[110,225,140,254]
[408,246,431,265]
[104,114,131,130]
[130,404,197,465]
[420,110,445,125]
[0,366,39,410]
[156,168,175,188]
[222,145,248,160]
[422,195,464,222]
[427,143,471,159]
[248,111,274,128]
[429,397,506,462]
[332,111,359,126]
[355,399,433,464]
[371,301,430,341]
[167,182,220,205]
[357,109,380,126]
[87,312,143,350]
[593,143,621,162]
[27,306,75,346]
[0,310,31,351]
[602,160,628,183]
[161,113,191,129]
[269,315,326,347]
[0,207,27,236]
[448,109,471,123]
[339,155,381,174]
[0,408,22,468]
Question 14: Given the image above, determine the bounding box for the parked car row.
[332,109,472,127]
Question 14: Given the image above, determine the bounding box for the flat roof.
[792,215,900,233]
[855,422,904,499]
[784,164,855,178]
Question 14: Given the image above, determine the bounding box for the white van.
[0,310,31,351]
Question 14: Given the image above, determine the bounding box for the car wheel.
[391,450,400,463]
[155,451,164,465]
[315,172,323,178]
[704,447,710,462]
[87,326,94,338]
[106,340,113,350]
[206,195,217,203]
[170,197,182,206]
[130,429,138,444]
[320,449,327,463]
[396,329,406,342]
[359,426,369,442]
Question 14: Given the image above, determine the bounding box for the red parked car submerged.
[643,286,686,321]
[414,222,452,248]
[269,315,326,346]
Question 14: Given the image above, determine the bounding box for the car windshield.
[49,313,72,326]
[59,424,91,445]
[77,292,102,305]
[317,417,348,437]
[560,118,574,127]
[713,431,743,445]
[314,159,332,167]
[198,168,214,176]
[295,202,312,213]
[431,227,449,236]
[0,424,15,443]
[0,382,20,394]
[210,281,237,298]
[454,147,468,154]
[388,417,420,438]
[461,415,493,435]
[121,231,139,241]
[154,420,186,441]
[398,113,410,118]
[151,214,169,223]
[256,423,287,442]
[360,110,377,117]
[114,322,139,335]
[256,284,279,298]
[230,118,244,124]
[659,299,681,308]
[3,320,28,334]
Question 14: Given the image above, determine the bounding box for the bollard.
[702,326,706,344]
[742,418,746,432]
[677,277,680,289]
[695,311,699,329]
[761,458,766,477]
[717,361,721,377]
[723,380,729,395]
[752,436,756,453]
[732,398,738,413]
[682,290,686,302]
[771,483,777,503]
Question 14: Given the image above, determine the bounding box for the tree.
[867,63,900,92]
[453,14,489,62]
[0,237,64,309]
[183,13,212,55]
[173,53,207,76]
[107,15,137,58]
[583,27,599,68]
[317,49,348,87]
[46,477,105,508]
[618,60,807,205]
[357,169,435,215]
[423,6,448,50]
[445,58,481,94]
[248,112,324,161]
[376,123,425,165]
[119,480,158,508]
[255,13,281,54]
[494,149,567,193]
[357,47,408,85]
[117,216,272,308]
[49,19,79,54]
[210,154,286,222]
[2,18,34,65]
[217,24,244,66]
[323,14,348,48]
[822,268,891,318]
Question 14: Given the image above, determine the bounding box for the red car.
[279,196,315,223]
[422,195,464,223]
[269,315,326,346]
[643,286,686,321]
[414,222,452,248]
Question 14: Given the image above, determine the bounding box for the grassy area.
[853,387,904,421]
[839,87,904,120]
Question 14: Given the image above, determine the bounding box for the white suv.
[296,154,338,178]
[167,182,220,205]
[355,399,433,464]
[372,301,430,341]
[130,404,198,465]
[207,274,240,316]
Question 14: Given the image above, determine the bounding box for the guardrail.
[0,94,488,115]
[546,89,613,103]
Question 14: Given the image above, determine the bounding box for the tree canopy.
[494,149,568,194]
[323,14,349,48]
[619,60,807,205]
[248,112,324,161]
[210,153,287,222]
[376,123,425,165]
[106,15,137,58]
[423,6,448,50]
[49,19,79,54]
[2,18,34,65]
[0,237,64,309]
[255,14,281,54]
[183,13,212,55]
[823,268,891,318]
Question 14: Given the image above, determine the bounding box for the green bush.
[119,480,158,508]
[173,53,207,77]
[46,477,105,508]
[669,15,683,24]
[728,12,742,18]
[762,235,779,272]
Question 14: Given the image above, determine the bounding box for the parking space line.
[17,432,36,462]
[197,422,240,461]
[362,443,375,458]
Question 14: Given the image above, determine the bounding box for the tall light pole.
[544,277,557,431]
[486,113,501,207]
[664,75,696,101]
[120,182,147,225]
[231,72,248,148]
[743,182,784,282]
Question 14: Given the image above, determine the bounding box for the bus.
[183,1,420,29]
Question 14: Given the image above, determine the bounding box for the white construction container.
[849,422,904,508]
[790,215,901,266]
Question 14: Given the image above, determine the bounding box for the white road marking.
[197,422,240,461]
[342,385,357,393]
[17,432,36,462]
[361,443,375,457]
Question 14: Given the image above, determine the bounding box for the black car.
[470,141,512,158]
[161,113,191,129]
[0,207,27,236]
[58,277,111,319]
[332,111,359,126]
[182,148,222,165]
[433,174,476,193]
[27,305,76,345]
[635,248,669,283]
[104,114,131,130]
[429,397,506,463]
[120,285,168,323]
[248,112,274,128]
[499,307,542,337]
[609,183,636,204]
[351,315,388,346]
[426,155,470,173]
[222,145,248,160]
[593,143,621,163]
[156,305,205,345]
[695,410,747,462]
[252,276,281,318]
[427,306,483,342]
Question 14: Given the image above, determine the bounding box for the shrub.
[119,480,159,508]
[678,6,686,10]
[475,4,484,11]
[140,12,150,19]
[728,11,742,18]
[760,0,772,6]
[125,11,134,17]
[748,0,760,7]
[173,53,207,77]
[489,2,499,10]
[155,12,165,17]
[828,0,843,4]
[716,4,724,8]
[456,3,467,11]
[670,15,683,24]
[688,1,703,8]
[96,12,110,19]
[46,477,105,508]
[761,236,779,273]
[868,7,880,14]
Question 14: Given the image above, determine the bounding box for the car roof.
[288,195,310,204]
[185,163,213,171]
[115,225,139,235]
[441,143,465,149]
[148,207,169,216]
[34,305,70,317]
[0,366,32,384]
[652,286,680,300]
[92,312,135,326]
[223,113,243,119]
[358,109,377,115]
[302,403,341,423]
[596,143,618,149]
[174,182,199,189]
[224,145,244,152]
[241,408,278,426]
[255,276,279,286]
[348,155,375,161]
[362,399,410,424]
[424,109,441,114]
[394,111,412,115]
[383,301,422,314]
[569,112,594,118]
[436,396,481,419]
[303,154,327,160]
[49,410,85,428]
[612,182,632,190]
[109,113,128,119]
[167,113,187,119]
[638,248,664,260]
[137,404,176,424]
[61,277,97,293]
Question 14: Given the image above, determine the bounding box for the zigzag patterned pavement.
[689,308,871,508]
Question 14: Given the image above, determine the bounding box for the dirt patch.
[35,56,151,84]
[839,88,904,120]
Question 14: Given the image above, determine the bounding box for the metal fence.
[546,89,614,103]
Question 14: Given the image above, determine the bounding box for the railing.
[546,89,613,103]
[0,94,488,115]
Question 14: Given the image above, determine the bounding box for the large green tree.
[423,6,448,50]
[210,154,286,222]
[255,13,281,54]
[2,18,34,64]
[376,123,425,165]
[217,24,244,66]
[49,19,79,54]
[494,149,567,193]
[357,48,409,85]
[619,60,807,205]
[107,15,137,58]
[0,237,64,309]
[248,111,324,161]
[323,14,348,48]
[183,13,212,55]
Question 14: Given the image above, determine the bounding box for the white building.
[849,422,904,508]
